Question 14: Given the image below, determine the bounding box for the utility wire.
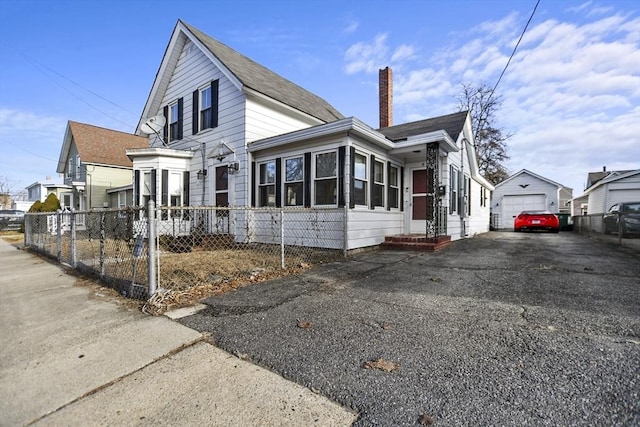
[488,0,540,104]
[20,53,138,130]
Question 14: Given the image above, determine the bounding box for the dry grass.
[0,231,24,245]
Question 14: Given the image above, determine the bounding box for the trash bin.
[557,213,572,231]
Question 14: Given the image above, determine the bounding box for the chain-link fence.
[24,208,149,299]
[24,205,347,304]
[572,214,604,235]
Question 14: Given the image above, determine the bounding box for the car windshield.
[521,210,553,215]
[621,203,640,213]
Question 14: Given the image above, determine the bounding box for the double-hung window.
[389,165,399,209]
[314,151,337,205]
[259,160,276,207]
[169,102,180,141]
[353,152,367,206]
[199,85,213,131]
[373,159,384,207]
[285,156,304,206]
[450,165,458,213]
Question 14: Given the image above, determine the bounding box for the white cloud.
[344,33,389,74]
[341,3,640,194]
[343,20,359,34]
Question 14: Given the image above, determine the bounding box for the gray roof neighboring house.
[181,21,344,124]
[378,111,469,142]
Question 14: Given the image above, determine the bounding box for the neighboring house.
[128,20,493,251]
[491,169,572,230]
[56,121,148,212]
[578,169,640,215]
[25,180,71,208]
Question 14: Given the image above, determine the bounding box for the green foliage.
[28,201,43,213]
[28,194,61,213]
[42,193,61,212]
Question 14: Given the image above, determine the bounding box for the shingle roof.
[182,21,344,124]
[69,121,148,167]
[378,111,468,142]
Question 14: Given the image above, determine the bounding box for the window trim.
[352,151,368,207]
[388,164,400,210]
[284,155,304,207]
[199,84,213,132]
[313,149,338,207]
[258,160,276,207]
[450,165,458,214]
[373,159,385,208]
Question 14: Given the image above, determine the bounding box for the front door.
[407,167,435,234]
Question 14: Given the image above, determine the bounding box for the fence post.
[56,210,62,261]
[99,211,106,278]
[147,200,157,298]
[280,209,285,269]
[69,209,77,268]
[343,205,348,258]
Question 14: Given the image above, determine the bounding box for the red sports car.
[514,210,559,233]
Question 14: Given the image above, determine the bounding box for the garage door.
[502,195,546,229]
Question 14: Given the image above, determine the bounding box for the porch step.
[380,234,452,252]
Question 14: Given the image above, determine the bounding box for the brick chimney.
[379,67,393,128]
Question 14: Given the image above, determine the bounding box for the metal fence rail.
[24,204,347,302]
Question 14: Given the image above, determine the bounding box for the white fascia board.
[56,123,73,174]
[389,130,458,155]
[248,117,394,153]
[126,147,195,161]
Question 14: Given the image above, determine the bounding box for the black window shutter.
[348,147,355,209]
[161,169,168,206]
[251,161,256,207]
[192,90,199,135]
[303,152,311,208]
[337,147,346,207]
[150,169,157,204]
[275,158,282,208]
[162,106,168,143]
[400,167,404,212]
[183,171,190,206]
[386,161,391,211]
[134,170,140,206]
[369,154,375,210]
[212,80,219,128]
[177,98,184,140]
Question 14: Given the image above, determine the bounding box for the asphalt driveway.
[180,231,640,426]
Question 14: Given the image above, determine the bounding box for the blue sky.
[1,0,638,198]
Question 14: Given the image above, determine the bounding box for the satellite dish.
[140,115,166,135]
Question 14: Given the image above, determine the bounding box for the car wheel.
[603,223,611,234]
[514,227,520,232]
[552,228,559,233]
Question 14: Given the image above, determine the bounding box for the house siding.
[587,173,640,214]
[86,166,133,209]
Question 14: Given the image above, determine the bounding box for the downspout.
[460,138,466,237]
[201,142,206,206]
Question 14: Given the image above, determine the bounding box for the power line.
[20,53,138,130]
[488,0,540,104]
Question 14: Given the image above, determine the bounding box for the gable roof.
[57,121,148,173]
[586,169,634,189]
[138,20,343,131]
[378,111,468,142]
[182,21,344,124]
[494,169,565,190]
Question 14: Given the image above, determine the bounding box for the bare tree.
[0,176,20,209]
[457,83,511,185]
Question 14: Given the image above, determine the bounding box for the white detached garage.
[492,169,568,230]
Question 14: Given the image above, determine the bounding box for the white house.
[579,169,640,215]
[491,169,572,230]
[128,20,494,251]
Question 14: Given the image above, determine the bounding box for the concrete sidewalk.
[0,238,356,426]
